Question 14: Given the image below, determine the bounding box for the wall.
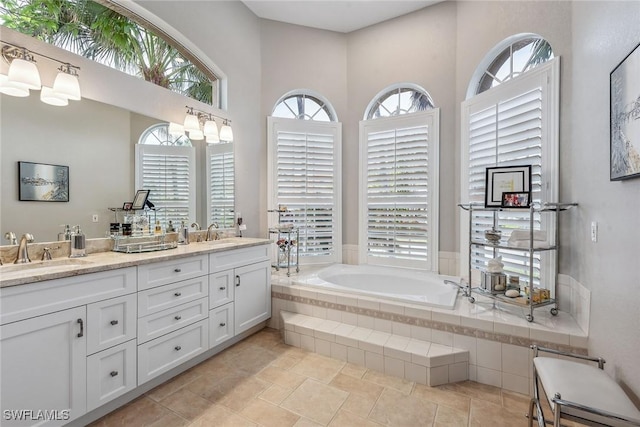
[570,1,640,399]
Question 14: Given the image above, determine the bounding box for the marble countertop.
[0,237,271,288]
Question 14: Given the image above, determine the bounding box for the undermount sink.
[0,258,93,273]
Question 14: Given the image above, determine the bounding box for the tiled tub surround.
[269,266,589,396]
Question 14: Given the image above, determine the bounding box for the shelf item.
[459,202,576,322]
[111,234,177,253]
[268,207,300,277]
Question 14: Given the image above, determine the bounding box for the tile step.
[281,311,469,386]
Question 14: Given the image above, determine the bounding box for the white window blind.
[359,111,439,270]
[206,143,235,228]
[461,58,559,287]
[135,144,196,228]
[267,117,342,263]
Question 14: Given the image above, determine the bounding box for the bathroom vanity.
[0,238,271,426]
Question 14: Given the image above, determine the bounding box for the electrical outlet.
[92,214,99,223]
[591,221,598,242]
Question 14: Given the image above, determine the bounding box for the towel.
[507,230,550,248]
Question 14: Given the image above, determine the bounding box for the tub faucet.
[14,233,34,264]
[206,223,220,241]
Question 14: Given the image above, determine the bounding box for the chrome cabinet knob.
[110,320,119,326]
[174,345,182,351]
[174,292,182,297]
[110,371,118,377]
[175,315,182,320]
[219,322,226,327]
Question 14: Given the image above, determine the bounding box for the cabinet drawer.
[209,270,234,309]
[138,276,208,317]
[87,339,137,411]
[1,267,136,325]
[209,245,270,273]
[209,302,234,348]
[87,294,137,355]
[138,298,208,344]
[138,255,208,290]
[137,320,208,384]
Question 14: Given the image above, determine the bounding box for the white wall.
[569,0,640,399]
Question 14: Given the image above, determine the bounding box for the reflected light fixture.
[220,119,234,142]
[189,129,204,140]
[168,122,185,136]
[0,73,29,97]
[40,85,68,106]
[183,107,201,133]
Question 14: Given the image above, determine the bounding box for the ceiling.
[242,1,442,33]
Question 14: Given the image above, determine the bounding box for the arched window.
[268,91,342,263]
[360,84,439,271]
[461,34,559,289]
[136,123,196,229]
[364,83,434,120]
[468,34,554,98]
[272,91,337,122]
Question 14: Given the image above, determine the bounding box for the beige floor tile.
[501,389,532,418]
[439,380,502,404]
[433,405,468,427]
[186,372,250,402]
[281,378,349,425]
[259,383,294,405]
[293,417,325,427]
[291,352,345,383]
[341,363,368,379]
[330,373,384,401]
[147,411,189,427]
[146,367,202,402]
[240,398,300,427]
[362,369,414,395]
[218,377,271,412]
[469,398,528,427]
[189,404,257,427]
[329,410,384,427]
[270,353,304,370]
[257,365,307,389]
[369,388,438,426]
[412,383,471,413]
[88,396,170,426]
[158,388,213,420]
[249,328,283,349]
[340,393,378,419]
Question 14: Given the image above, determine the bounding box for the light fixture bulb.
[189,129,204,140]
[203,120,219,138]
[168,122,185,136]
[220,124,234,142]
[52,71,81,100]
[7,57,41,90]
[0,73,29,97]
[183,114,200,132]
[40,86,68,106]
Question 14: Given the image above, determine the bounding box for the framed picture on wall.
[18,161,69,202]
[610,41,640,181]
[485,165,531,207]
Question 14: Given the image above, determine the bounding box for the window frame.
[206,142,235,229]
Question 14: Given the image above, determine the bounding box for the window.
[268,91,341,263]
[206,142,235,228]
[461,39,559,288]
[136,123,196,229]
[360,85,439,270]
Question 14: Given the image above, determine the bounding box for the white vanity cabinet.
[136,255,210,385]
[0,268,136,426]
[209,245,271,342]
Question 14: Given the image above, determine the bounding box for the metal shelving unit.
[459,202,577,322]
[268,208,300,277]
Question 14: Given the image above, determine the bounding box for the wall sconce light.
[181,105,232,144]
[1,41,81,106]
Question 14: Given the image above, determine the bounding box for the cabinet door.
[234,260,271,335]
[209,302,234,347]
[0,307,86,426]
[87,294,137,355]
[87,339,137,412]
[209,269,234,309]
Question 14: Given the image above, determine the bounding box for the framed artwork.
[610,41,640,180]
[122,202,133,210]
[485,165,531,207]
[18,161,69,202]
[131,189,150,210]
[501,191,531,208]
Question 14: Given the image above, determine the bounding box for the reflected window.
[139,123,192,146]
[365,85,434,120]
[272,93,336,122]
[0,0,218,105]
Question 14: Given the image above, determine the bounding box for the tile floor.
[89,328,584,427]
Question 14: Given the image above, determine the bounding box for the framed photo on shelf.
[485,165,531,207]
[122,202,133,210]
[610,41,640,181]
[501,191,531,208]
[131,189,150,210]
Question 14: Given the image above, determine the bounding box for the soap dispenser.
[70,225,86,258]
[58,224,72,241]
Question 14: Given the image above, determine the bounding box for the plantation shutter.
[135,144,196,228]
[359,111,439,270]
[267,117,342,263]
[207,143,235,228]
[461,58,559,287]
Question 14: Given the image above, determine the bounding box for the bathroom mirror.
[0,30,234,242]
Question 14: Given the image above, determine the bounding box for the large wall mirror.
[0,27,234,242]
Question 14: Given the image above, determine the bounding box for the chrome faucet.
[191,222,201,231]
[42,247,53,261]
[206,223,220,241]
[14,233,34,264]
[4,231,17,245]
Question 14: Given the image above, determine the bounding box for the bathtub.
[295,264,460,310]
